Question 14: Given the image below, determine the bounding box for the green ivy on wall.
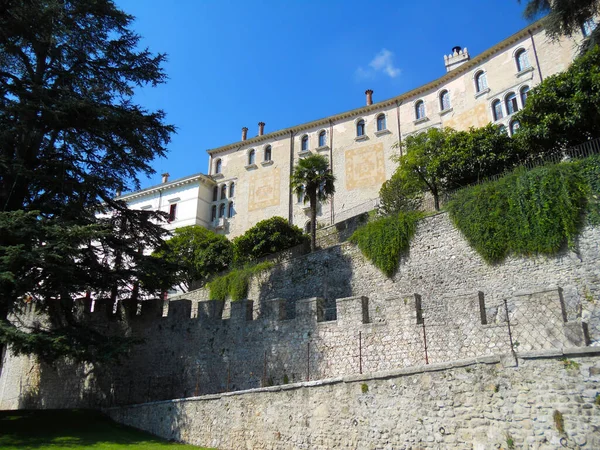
[207,261,273,301]
[447,158,597,263]
[349,211,423,277]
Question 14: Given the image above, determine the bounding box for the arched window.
[439,90,450,111]
[509,120,521,135]
[304,220,311,234]
[515,48,531,72]
[211,205,217,221]
[520,85,530,107]
[218,203,225,218]
[505,92,518,115]
[212,186,218,202]
[264,145,272,161]
[492,99,503,121]
[376,114,386,131]
[475,70,487,93]
[220,184,227,200]
[582,18,597,37]
[297,185,305,203]
[215,159,222,174]
[228,201,234,218]
[356,120,365,136]
[415,100,425,120]
[248,149,255,165]
[301,135,309,151]
[498,124,507,135]
[318,130,326,147]
[229,182,235,198]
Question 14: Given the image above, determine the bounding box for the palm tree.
[290,154,336,251]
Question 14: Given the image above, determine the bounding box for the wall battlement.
[1,213,599,411]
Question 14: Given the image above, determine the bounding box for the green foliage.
[153,226,233,290]
[290,154,336,251]
[577,154,600,224]
[521,0,600,54]
[561,358,581,370]
[448,162,589,263]
[505,432,515,449]
[350,211,423,277]
[283,374,289,384]
[233,217,308,264]
[390,125,521,211]
[361,383,369,394]
[207,261,273,302]
[515,46,600,153]
[0,0,174,362]
[553,410,565,434]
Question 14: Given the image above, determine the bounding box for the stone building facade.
[117,20,588,238]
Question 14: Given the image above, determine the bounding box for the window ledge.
[474,88,490,99]
[374,129,391,137]
[298,150,312,157]
[316,145,330,152]
[212,173,224,179]
[413,117,429,125]
[245,163,258,170]
[439,107,454,116]
[261,160,274,166]
[354,135,368,142]
[516,66,534,78]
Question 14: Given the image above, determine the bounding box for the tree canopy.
[232,216,307,264]
[514,45,600,153]
[153,226,233,291]
[520,0,600,53]
[290,154,335,251]
[0,0,175,363]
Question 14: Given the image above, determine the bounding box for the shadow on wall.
[257,244,355,320]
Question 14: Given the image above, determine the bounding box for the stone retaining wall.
[105,348,600,450]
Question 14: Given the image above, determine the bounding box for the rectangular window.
[168,204,177,222]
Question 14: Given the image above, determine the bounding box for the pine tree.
[0,0,176,363]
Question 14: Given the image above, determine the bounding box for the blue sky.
[116,0,535,189]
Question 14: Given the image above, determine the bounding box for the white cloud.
[355,49,401,80]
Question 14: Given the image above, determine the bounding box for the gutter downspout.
[395,100,403,156]
[329,120,334,225]
[289,130,296,224]
[528,29,544,82]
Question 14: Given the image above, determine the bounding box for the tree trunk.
[310,192,318,252]
[432,186,440,211]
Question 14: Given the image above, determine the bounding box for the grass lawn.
[0,409,214,449]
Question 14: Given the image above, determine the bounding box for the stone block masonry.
[105,349,600,449]
[1,212,599,412]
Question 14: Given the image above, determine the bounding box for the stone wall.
[1,213,599,410]
[105,349,600,450]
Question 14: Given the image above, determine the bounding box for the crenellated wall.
[1,213,599,411]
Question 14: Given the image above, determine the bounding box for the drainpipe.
[395,100,403,156]
[329,120,334,225]
[288,130,296,224]
[528,29,544,82]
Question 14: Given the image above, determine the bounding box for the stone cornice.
[118,173,216,202]
[207,20,545,156]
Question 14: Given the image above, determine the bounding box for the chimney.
[161,173,169,183]
[242,127,248,141]
[365,89,373,106]
[258,122,265,136]
[444,46,470,72]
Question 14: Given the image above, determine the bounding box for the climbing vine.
[349,211,423,277]
[207,261,273,301]
[447,160,593,263]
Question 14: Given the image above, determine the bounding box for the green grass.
[0,409,213,450]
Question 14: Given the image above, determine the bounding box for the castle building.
[119,19,589,238]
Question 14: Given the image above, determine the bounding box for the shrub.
[447,162,589,263]
[207,261,273,301]
[350,211,423,277]
[577,153,600,225]
[233,216,308,263]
